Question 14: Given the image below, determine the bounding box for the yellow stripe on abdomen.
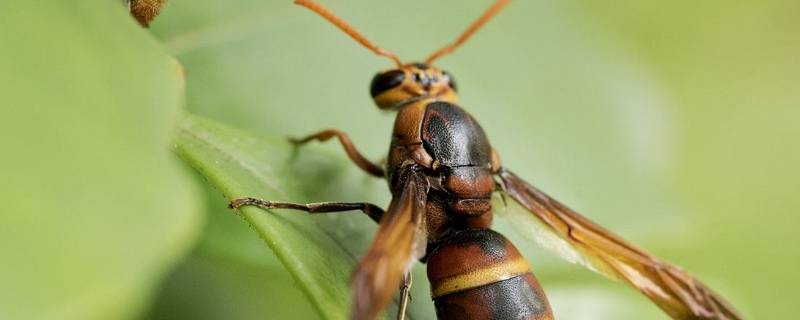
[431,257,531,298]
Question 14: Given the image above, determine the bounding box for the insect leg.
[290,129,385,178]
[229,197,384,223]
[396,271,413,320]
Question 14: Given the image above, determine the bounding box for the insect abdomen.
[427,229,553,320]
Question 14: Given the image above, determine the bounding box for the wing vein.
[497,168,742,320]
[350,165,429,320]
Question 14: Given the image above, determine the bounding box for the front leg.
[229,197,385,223]
[290,129,385,178]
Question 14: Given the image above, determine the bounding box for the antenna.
[425,0,512,64]
[295,0,404,68]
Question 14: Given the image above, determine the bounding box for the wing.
[350,166,428,320]
[498,168,742,320]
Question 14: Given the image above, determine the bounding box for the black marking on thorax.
[421,101,492,167]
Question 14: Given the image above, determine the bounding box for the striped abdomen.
[426,229,553,320]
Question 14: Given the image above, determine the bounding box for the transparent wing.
[498,168,742,320]
[350,166,428,320]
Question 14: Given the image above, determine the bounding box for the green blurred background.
[2,0,798,319]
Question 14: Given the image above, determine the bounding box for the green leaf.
[175,114,434,320]
[0,1,202,320]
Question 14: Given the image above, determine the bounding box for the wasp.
[229,1,743,319]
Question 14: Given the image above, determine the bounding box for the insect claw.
[227,200,244,216]
[228,197,247,210]
[228,197,272,212]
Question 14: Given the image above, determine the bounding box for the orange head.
[295,0,510,109]
[370,63,458,109]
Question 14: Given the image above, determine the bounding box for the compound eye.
[370,70,406,97]
[442,71,457,92]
